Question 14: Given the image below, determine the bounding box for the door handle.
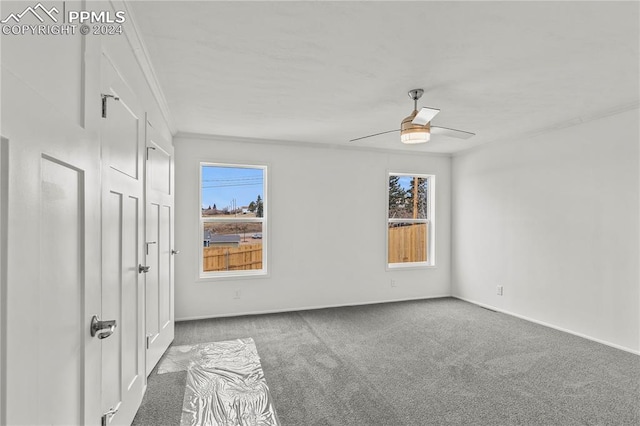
[139,264,150,273]
[171,249,180,255]
[101,406,119,426]
[91,315,117,339]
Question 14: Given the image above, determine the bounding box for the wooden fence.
[203,226,426,269]
[203,244,263,272]
[388,223,428,263]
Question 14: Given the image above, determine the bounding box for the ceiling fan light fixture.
[400,111,431,144]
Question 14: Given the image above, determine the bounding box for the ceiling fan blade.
[411,107,440,126]
[431,126,475,139]
[349,129,400,142]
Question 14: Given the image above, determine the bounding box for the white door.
[144,119,175,375]
[100,53,146,426]
[0,137,7,424]
[2,64,102,425]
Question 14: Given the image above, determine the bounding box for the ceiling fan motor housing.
[401,110,431,144]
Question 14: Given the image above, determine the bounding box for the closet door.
[2,46,102,426]
[144,119,175,375]
[100,52,146,426]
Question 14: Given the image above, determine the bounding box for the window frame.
[386,172,436,269]
[198,162,268,280]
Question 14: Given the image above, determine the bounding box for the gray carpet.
[132,297,640,425]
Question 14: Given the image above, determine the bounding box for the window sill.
[197,270,269,282]
[386,262,436,271]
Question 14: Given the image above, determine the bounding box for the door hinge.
[101,406,118,426]
[146,333,153,349]
[146,146,156,160]
[145,241,156,255]
[101,94,120,118]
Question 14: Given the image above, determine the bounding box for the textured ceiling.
[130,1,639,154]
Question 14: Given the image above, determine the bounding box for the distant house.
[204,230,241,248]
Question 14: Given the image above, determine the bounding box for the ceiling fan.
[350,89,475,144]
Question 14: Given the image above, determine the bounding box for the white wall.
[452,109,640,353]
[174,136,452,320]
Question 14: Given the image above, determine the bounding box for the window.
[387,173,434,268]
[200,163,267,277]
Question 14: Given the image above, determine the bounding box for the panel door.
[100,52,146,426]
[2,64,102,425]
[0,137,7,424]
[144,119,175,375]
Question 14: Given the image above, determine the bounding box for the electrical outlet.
[391,279,397,287]
[233,289,241,299]
[497,285,503,296]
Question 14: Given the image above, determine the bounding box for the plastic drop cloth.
[157,338,280,426]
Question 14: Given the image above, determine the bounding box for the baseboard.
[453,296,640,356]
[176,294,452,322]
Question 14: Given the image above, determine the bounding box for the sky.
[395,176,428,191]
[202,165,264,210]
[397,176,412,190]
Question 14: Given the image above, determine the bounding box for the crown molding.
[116,0,176,135]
